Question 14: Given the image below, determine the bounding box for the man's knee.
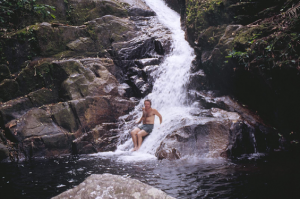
[131,128,139,135]
[137,131,147,137]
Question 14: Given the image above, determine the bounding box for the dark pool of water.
[0,153,299,199]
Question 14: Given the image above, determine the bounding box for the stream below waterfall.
[1,1,299,199]
[0,153,299,199]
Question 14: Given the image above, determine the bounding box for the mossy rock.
[0,64,11,82]
[16,62,52,94]
[36,22,89,56]
[67,0,128,25]
[53,51,79,59]
[232,23,273,49]
[0,79,20,102]
[0,97,33,125]
[54,60,95,81]
[27,88,59,107]
[66,37,96,52]
[86,15,137,51]
[196,25,227,51]
[16,60,69,97]
[1,25,40,74]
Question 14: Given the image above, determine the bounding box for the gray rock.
[128,7,156,16]
[155,117,233,160]
[0,97,33,124]
[27,88,59,107]
[17,108,66,139]
[67,37,96,52]
[52,173,175,199]
[50,102,78,133]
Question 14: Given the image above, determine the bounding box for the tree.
[0,0,55,31]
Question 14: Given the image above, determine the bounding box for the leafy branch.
[0,0,56,30]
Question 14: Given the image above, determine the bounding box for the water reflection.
[1,153,299,199]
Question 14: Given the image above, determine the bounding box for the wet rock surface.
[52,173,175,199]
[181,0,300,152]
[155,105,277,160]
[0,0,289,162]
[0,0,171,161]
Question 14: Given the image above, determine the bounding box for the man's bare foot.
[131,147,138,151]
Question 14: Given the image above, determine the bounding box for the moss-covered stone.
[0,64,11,82]
[66,37,96,52]
[27,88,59,107]
[36,22,89,56]
[86,15,137,51]
[16,62,52,94]
[54,60,95,81]
[0,79,20,102]
[66,0,128,25]
[0,25,40,73]
[196,25,227,51]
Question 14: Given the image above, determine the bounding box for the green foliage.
[186,0,228,33]
[226,50,250,67]
[0,0,55,30]
[226,29,300,70]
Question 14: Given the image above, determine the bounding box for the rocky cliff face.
[1,0,297,162]
[0,0,171,161]
[161,0,300,155]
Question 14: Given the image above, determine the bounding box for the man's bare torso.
[142,108,155,124]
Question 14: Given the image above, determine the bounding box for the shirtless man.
[130,99,162,151]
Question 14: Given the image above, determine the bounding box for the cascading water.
[115,0,196,158]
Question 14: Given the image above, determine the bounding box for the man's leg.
[130,128,140,151]
[137,130,149,150]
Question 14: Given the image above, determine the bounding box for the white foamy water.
[112,0,196,161]
[90,0,197,162]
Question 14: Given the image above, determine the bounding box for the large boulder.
[72,123,120,154]
[52,174,175,199]
[155,110,239,160]
[155,106,277,160]
[0,97,34,125]
[36,22,89,56]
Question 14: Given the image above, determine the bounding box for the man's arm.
[154,109,162,124]
[136,115,143,124]
[136,108,145,124]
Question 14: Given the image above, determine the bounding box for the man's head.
[144,99,151,109]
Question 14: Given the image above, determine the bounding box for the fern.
[284,2,300,18]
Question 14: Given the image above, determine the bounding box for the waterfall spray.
[116,0,196,156]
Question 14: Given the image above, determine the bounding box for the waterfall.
[115,0,196,157]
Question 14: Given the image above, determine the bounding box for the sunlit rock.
[52,174,175,199]
[66,37,96,52]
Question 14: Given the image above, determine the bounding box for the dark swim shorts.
[138,124,154,134]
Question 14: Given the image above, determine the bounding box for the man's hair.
[144,99,152,105]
